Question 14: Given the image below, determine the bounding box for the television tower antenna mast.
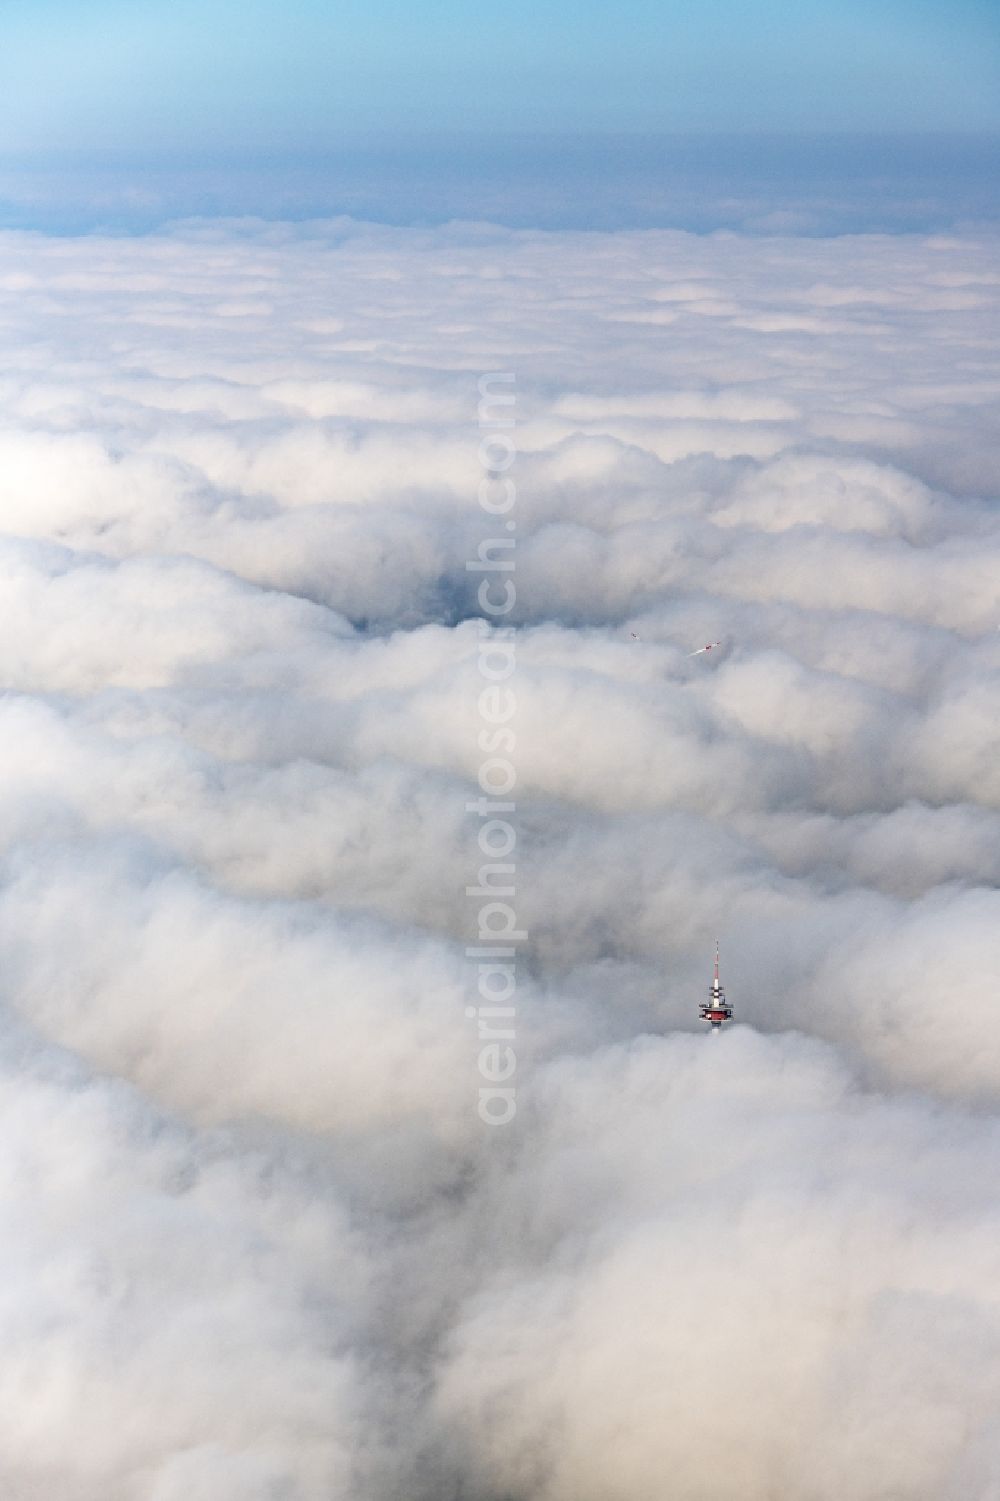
[700,941,734,1031]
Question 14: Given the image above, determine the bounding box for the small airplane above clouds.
[627,633,727,657]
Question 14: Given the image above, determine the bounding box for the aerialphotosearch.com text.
[466,372,522,1126]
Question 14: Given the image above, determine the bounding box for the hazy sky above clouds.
[3,0,998,142]
[0,0,998,230]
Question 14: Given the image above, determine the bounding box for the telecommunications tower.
[700,942,734,1031]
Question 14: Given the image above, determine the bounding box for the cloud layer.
[0,218,998,1498]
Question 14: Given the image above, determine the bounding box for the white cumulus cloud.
[0,217,997,1498]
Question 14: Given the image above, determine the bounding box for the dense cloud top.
[0,219,998,1498]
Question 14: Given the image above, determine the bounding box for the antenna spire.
[700,941,734,1031]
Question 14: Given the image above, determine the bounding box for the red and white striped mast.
[700,940,734,1031]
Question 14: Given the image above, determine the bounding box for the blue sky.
[0,0,997,230]
[1,0,997,150]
